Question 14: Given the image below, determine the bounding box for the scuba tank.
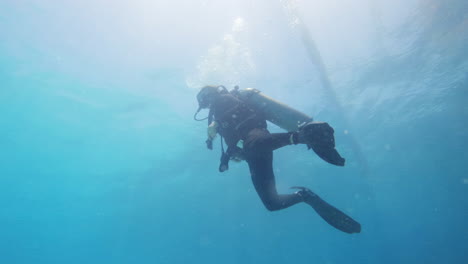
[236,88,313,131]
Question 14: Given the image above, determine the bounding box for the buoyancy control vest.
[210,90,267,147]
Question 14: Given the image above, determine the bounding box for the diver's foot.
[291,186,317,202]
[291,186,361,234]
[297,121,345,166]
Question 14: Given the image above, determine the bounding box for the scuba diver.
[194,85,361,234]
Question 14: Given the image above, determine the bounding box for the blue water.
[1,0,467,263]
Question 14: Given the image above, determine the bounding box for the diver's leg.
[247,152,303,211]
[262,124,346,166]
[245,129,294,152]
[244,128,302,210]
[269,132,295,151]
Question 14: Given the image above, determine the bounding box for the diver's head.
[196,85,228,109]
[194,85,228,121]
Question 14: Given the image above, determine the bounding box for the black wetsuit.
[206,91,361,233]
[211,92,303,211]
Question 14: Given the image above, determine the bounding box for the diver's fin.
[292,187,361,234]
[298,122,345,166]
[308,143,345,166]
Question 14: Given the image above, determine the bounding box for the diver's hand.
[207,121,218,140]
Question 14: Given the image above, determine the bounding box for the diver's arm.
[205,121,218,150]
[207,121,218,140]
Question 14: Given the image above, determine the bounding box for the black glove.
[219,152,230,172]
